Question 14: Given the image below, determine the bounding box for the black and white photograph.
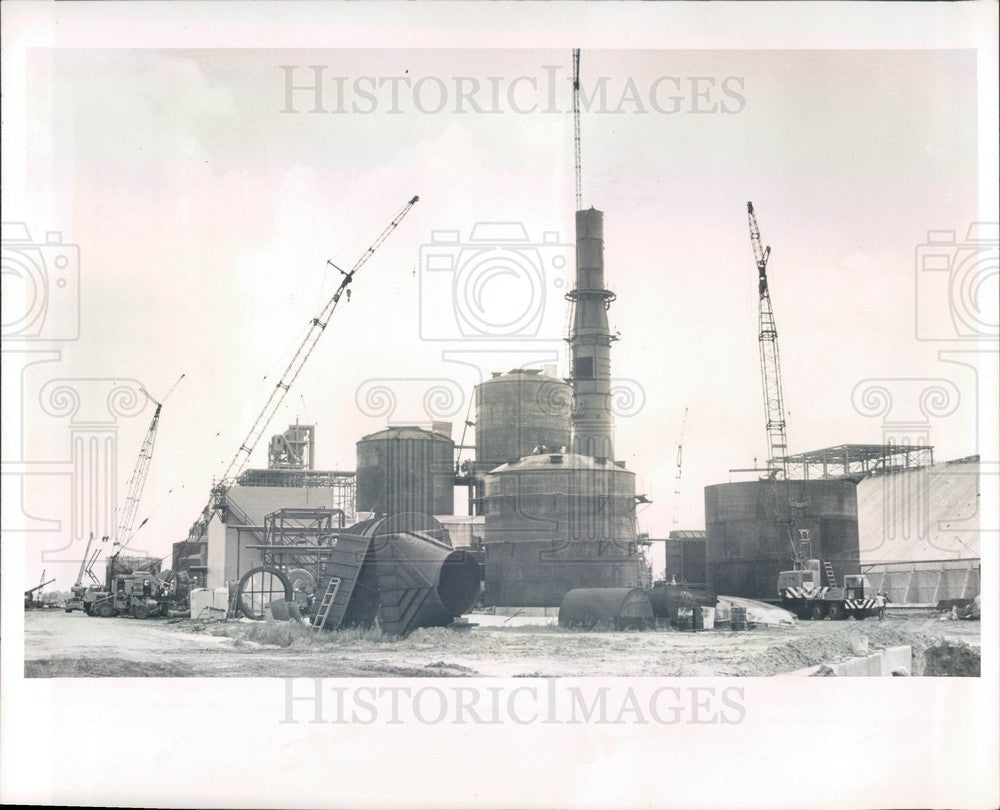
[1,2,997,808]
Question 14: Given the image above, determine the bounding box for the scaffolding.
[785,444,934,480]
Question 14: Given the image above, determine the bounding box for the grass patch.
[204,619,390,647]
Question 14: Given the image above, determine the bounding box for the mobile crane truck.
[777,531,885,621]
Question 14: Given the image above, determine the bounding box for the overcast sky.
[13,47,982,587]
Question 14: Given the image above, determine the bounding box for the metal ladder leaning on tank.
[312,574,342,632]
[823,560,837,589]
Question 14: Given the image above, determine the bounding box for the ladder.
[312,576,342,632]
[823,561,837,589]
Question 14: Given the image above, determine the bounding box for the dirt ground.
[22,609,981,678]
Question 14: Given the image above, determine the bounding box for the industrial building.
[480,208,643,606]
[172,423,355,589]
[174,205,646,613]
[692,446,981,606]
[163,52,977,626]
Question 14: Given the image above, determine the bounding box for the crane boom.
[114,373,185,556]
[572,48,582,211]
[671,406,688,526]
[184,195,420,543]
[747,201,788,478]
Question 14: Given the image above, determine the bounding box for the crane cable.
[181,195,420,547]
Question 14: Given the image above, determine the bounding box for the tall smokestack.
[569,207,615,459]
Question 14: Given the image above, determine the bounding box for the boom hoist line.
[183,195,420,545]
[747,201,789,480]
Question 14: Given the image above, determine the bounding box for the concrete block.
[879,646,912,676]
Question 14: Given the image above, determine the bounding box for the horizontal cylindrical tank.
[356,426,454,517]
[646,584,717,622]
[474,369,572,477]
[558,588,654,630]
[704,479,861,600]
[483,451,642,606]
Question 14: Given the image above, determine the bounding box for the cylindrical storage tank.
[483,451,642,606]
[474,369,572,477]
[558,588,654,630]
[356,426,454,517]
[704,479,861,601]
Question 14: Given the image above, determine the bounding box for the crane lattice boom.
[573,48,582,211]
[671,406,689,526]
[747,201,788,478]
[115,373,184,554]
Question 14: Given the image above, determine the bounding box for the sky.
[8,47,984,588]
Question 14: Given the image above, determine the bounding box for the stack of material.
[717,595,795,626]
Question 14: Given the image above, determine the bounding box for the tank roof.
[482,368,567,382]
[358,425,452,443]
[490,451,631,473]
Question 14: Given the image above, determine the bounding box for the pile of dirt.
[921,640,981,676]
[25,656,196,678]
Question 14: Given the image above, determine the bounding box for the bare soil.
[22,609,981,678]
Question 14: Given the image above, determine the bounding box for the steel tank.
[356,426,454,517]
[704,479,861,600]
[474,369,572,477]
[483,451,642,606]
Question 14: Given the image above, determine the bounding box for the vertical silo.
[474,368,573,476]
[356,426,455,517]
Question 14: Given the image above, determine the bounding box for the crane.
[573,48,582,211]
[671,406,689,526]
[183,195,420,545]
[747,201,788,479]
[118,375,185,546]
[24,573,56,608]
[106,373,185,578]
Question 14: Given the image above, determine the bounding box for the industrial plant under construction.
[28,49,981,680]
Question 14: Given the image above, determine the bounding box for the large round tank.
[474,369,572,477]
[356,426,454,517]
[483,451,642,607]
[704,479,861,600]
